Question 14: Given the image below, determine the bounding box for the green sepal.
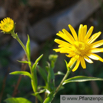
[10,71,32,79]
[63,76,103,85]
[49,54,58,69]
[26,35,30,61]
[49,54,58,62]
[55,71,65,76]
[11,31,18,39]
[4,97,32,103]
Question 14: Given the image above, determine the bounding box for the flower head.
[54,24,103,72]
[0,17,14,33]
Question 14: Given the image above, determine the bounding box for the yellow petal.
[53,48,69,53]
[66,52,76,57]
[54,39,71,47]
[56,31,73,44]
[90,48,103,53]
[53,48,60,52]
[83,25,87,36]
[84,56,93,63]
[88,53,103,62]
[68,24,78,41]
[85,26,94,40]
[80,57,86,69]
[91,40,103,48]
[67,55,79,67]
[78,24,83,41]
[79,25,87,41]
[88,32,101,44]
[72,59,80,72]
[62,29,75,43]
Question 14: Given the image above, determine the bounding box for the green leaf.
[7,94,12,98]
[43,93,53,103]
[10,71,32,79]
[37,86,46,90]
[58,86,64,91]
[37,66,47,83]
[65,60,75,71]
[63,76,103,85]
[32,54,43,72]
[55,71,65,75]
[48,67,55,82]
[47,62,55,91]
[46,62,54,81]
[32,89,46,96]
[65,60,70,71]
[5,97,32,103]
[17,60,30,64]
[26,35,30,60]
[31,54,43,92]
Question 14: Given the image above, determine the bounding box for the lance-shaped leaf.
[32,89,46,96]
[17,60,30,64]
[10,71,32,79]
[32,54,43,72]
[63,76,103,85]
[31,54,43,92]
[46,62,55,91]
[37,66,47,83]
[31,70,37,92]
[43,93,54,103]
[26,35,30,60]
[65,60,74,71]
[5,97,32,103]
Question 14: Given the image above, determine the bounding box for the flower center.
[75,41,85,50]
[3,23,10,29]
[73,41,89,56]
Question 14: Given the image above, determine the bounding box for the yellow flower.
[54,24,103,72]
[0,17,14,33]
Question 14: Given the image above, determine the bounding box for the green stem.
[51,65,73,102]
[11,31,43,103]
[11,31,29,60]
[54,70,71,96]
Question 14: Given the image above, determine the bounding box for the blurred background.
[0,0,103,103]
